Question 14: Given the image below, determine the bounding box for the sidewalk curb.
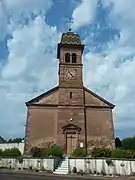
[0,169,134,179]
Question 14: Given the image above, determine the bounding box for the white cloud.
[2,16,58,79]
[71,0,97,30]
[0,0,60,138]
[0,0,9,40]
[104,0,135,20]
[83,0,135,137]
[0,15,59,138]
[0,0,53,39]
[4,0,52,18]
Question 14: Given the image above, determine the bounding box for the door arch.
[62,123,81,155]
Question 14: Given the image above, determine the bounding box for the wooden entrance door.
[66,133,77,155]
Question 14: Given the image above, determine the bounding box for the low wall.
[0,143,24,154]
[1,157,135,176]
[0,157,60,171]
[69,158,135,176]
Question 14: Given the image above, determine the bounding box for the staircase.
[53,157,69,175]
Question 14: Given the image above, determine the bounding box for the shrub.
[1,148,21,157]
[48,145,63,157]
[101,169,106,176]
[0,149,2,156]
[111,148,134,159]
[77,169,84,176]
[30,147,42,157]
[91,148,111,158]
[30,145,63,158]
[122,137,135,150]
[30,147,49,158]
[40,148,49,157]
[115,137,122,148]
[72,166,77,173]
[72,147,86,157]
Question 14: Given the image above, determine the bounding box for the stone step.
[55,169,68,172]
[53,171,68,175]
[56,167,68,170]
[58,164,68,167]
[53,157,69,175]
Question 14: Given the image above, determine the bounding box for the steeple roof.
[60,32,81,45]
[57,31,84,59]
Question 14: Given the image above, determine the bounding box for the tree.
[115,137,122,148]
[7,138,23,143]
[8,139,13,143]
[72,147,86,157]
[122,137,135,150]
[2,148,21,157]
[0,136,6,143]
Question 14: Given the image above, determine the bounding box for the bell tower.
[56,31,86,152]
[57,32,84,88]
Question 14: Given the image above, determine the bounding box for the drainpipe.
[83,88,87,155]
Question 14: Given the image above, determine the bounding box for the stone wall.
[0,158,60,171]
[69,158,135,176]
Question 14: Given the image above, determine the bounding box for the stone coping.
[68,157,135,161]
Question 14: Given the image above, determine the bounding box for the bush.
[72,147,86,157]
[1,148,21,157]
[122,137,135,150]
[91,148,111,158]
[48,145,63,157]
[77,169,84,176]
[72,166,77,173]
[111,148,134,159]
[30,147,48,157]
[30,145,63,158]
[0,149,2,156]
[30,147,42,157]
[115,137,122,148]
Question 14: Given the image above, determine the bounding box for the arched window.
[72,53,77,63]
[65,53,70,63]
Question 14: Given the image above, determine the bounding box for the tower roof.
[60,32,81,45]
[57,31,84,59]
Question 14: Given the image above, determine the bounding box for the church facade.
[24,32,115,155]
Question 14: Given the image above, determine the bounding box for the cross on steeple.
[67,17,73,32]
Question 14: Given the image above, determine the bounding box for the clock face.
[64,68,77,80]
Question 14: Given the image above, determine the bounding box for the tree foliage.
[111,148,135,159]
[115,137,122,148]
[72,147,86,157]
[91,148,111,158]
[122,137,135,150]
[0,148,21,157]
[48,145,63,157]
[7,138,24,143]
[30,145,63,158]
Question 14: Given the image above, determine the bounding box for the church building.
[24,30,115,155]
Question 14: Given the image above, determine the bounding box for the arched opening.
[72,53,77,63]
[65,53,70,63]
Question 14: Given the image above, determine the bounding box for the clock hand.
[68,70,73,77]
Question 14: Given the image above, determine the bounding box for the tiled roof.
[60,32,81,45]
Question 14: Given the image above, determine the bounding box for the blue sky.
[0,0,135,140]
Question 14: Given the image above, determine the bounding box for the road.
[0,171,133,180]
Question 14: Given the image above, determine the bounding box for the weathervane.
[67,17,73,32]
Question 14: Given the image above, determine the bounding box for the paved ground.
[0,171,134,180]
